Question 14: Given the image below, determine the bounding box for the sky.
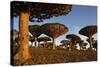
[12,4,97,46]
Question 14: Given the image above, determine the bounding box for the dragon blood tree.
[41,23,69,49]
[60,40,71,47]
[66,34,81,50]
[11,1,72,63]
[37,37,51,47]
[29,25,42,47]
[79,25,97,50]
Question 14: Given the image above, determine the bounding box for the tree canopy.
[83,42,88,46]
[79,25,97,49]
[29,36,35,42]
[66,34,81,44]
[41,23,69,38]
[11,1,72,22]
[38,37,51,42]
[66,34,81,50]
[79,25,97,37]
[60,40,70,45]
[29,25,42,37]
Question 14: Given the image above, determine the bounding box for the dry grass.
[13,47,97,66]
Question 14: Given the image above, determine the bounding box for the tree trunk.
[52,38,56,49]
[89,37,93,50]
[79,43,82,50]
[38,42,40,46]
[70,42,73,50]
[44,41,46,47]
[69,42,72,51]
[31,42,33,46]
[34,37,38,48]
[71,42,76,50]
[46,41,48,48]
[44,41,48,48]
[14,12,30,61]
[80,46,82,50]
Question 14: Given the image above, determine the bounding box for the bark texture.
[14,12,30,61]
